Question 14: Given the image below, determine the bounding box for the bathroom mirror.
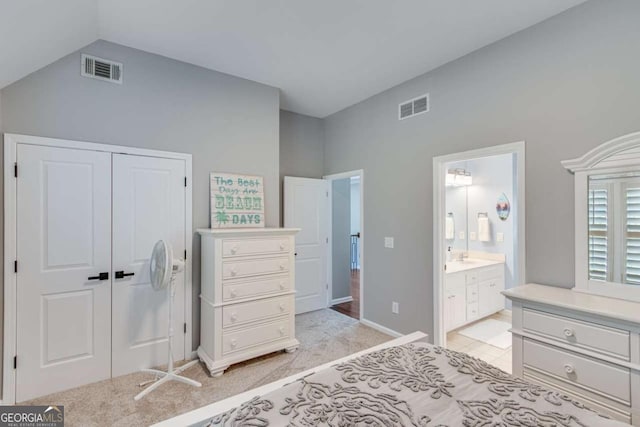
[564,132,640,301]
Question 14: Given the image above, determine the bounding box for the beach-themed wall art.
[210,172,265,228]
[496,193,511,221]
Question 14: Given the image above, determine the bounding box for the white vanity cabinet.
[197,228,300,377]
[445,261,505,332]
[505,284,640,424]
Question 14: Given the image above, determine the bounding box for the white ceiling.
[1,0,587,117]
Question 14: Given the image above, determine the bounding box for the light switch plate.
[384,237,394,248]
[458,231,465,240]
[392,302,399,314]
[470,232,477,241]
[496,232,504,242]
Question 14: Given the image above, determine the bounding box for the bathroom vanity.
[444,255,505,332]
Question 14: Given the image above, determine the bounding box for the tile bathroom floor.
[446,310,512,374]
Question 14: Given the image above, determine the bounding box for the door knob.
[88,272,109,281]
[115,271,135,279]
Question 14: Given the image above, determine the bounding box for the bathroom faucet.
[458,252,468,261]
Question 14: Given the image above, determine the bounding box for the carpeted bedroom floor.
[22,309,392,427]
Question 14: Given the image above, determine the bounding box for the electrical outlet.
[469,232,477,241]
[458,231,465,240]
[384,237,394,248]
[392,302,399,314]
[496,232,504,242]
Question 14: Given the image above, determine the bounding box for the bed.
[154,332,624,426]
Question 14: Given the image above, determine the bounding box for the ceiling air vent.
[398,93,429,120]
[81,54,123,84]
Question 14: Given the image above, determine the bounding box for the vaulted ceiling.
[0,0,587,117]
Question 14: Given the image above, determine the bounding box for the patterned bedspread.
[197,342,625,426]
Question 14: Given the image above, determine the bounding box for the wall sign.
[210,172,265,228]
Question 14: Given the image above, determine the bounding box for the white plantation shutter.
[625,187,640,285]
[588,188,609,281]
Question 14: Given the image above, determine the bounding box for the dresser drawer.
[222,319,290,355]
[466,284,479,303]
[222,238,289,258]
[222,296,291,328]
[523,339,630,403]
[223,276,290,301]
[223,257,289,279]
[523,309,630,361]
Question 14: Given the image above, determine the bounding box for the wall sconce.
[446,168,473,187]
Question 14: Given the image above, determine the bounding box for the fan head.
[150,240,173,290]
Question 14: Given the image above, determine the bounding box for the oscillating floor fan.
[134,240,202,401]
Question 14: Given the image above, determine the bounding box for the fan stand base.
[134,359,202,401]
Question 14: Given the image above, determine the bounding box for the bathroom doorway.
[433,142,525,373]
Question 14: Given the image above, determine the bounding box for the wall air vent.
[81,54,123,84]
[398,93,429,120]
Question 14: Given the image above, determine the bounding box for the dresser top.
[503,283,640,324]
[197,227,300,237]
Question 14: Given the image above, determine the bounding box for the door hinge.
[326,191,329,197]
[184,177,187,187]
[184,323,187,334]
[14,163,18,178]
[13,356,17,370]
[326,237,329,244]
[184,250,187,260]
[14,260,17,273]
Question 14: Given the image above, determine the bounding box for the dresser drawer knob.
[230,268,237,277]
[564,363,575,375]
[230,313,237,322]
[279,281,286,290]
[231,245,239,254]
[278,326,285,336]
[279,263,286,270]
[230,289,237,298]
[279,242,286,250]
[279,303,286,311]
[230,339,237,348]
[563,327,574,338]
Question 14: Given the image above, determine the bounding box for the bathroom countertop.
[445,258,504,274]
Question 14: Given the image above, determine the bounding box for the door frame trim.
[432,141,525,347]
[3,133,193,404]
[323,169,364,321]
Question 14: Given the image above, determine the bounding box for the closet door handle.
[88,272,109,281]
[115,271,135,279]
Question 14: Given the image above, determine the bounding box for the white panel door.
[284,177,329,314]
[16,145,112,402]
[111,154,186,376]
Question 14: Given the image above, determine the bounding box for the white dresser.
[445,260,505,332]
[197,228,300,377]
[505,284,640,424]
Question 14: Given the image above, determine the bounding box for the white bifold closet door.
[16,145,112,402]
[111,154,186,376]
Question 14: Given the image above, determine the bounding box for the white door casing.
[16,144,112,402]
[284,177,329,314]
[111,154,186,376]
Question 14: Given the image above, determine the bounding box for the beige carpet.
[22,309,392,426]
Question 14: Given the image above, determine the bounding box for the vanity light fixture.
[446,168,473,187]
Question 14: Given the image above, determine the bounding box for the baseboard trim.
[360,318,403,338]
[331,296,354,305]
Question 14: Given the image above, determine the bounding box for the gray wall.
[279,110,325,224]
[323,0,640,337]
[332,178,352,300]
[0,40,281,351]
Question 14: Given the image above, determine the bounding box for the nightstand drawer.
[523,339,630,403]
[523,308,630,361]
